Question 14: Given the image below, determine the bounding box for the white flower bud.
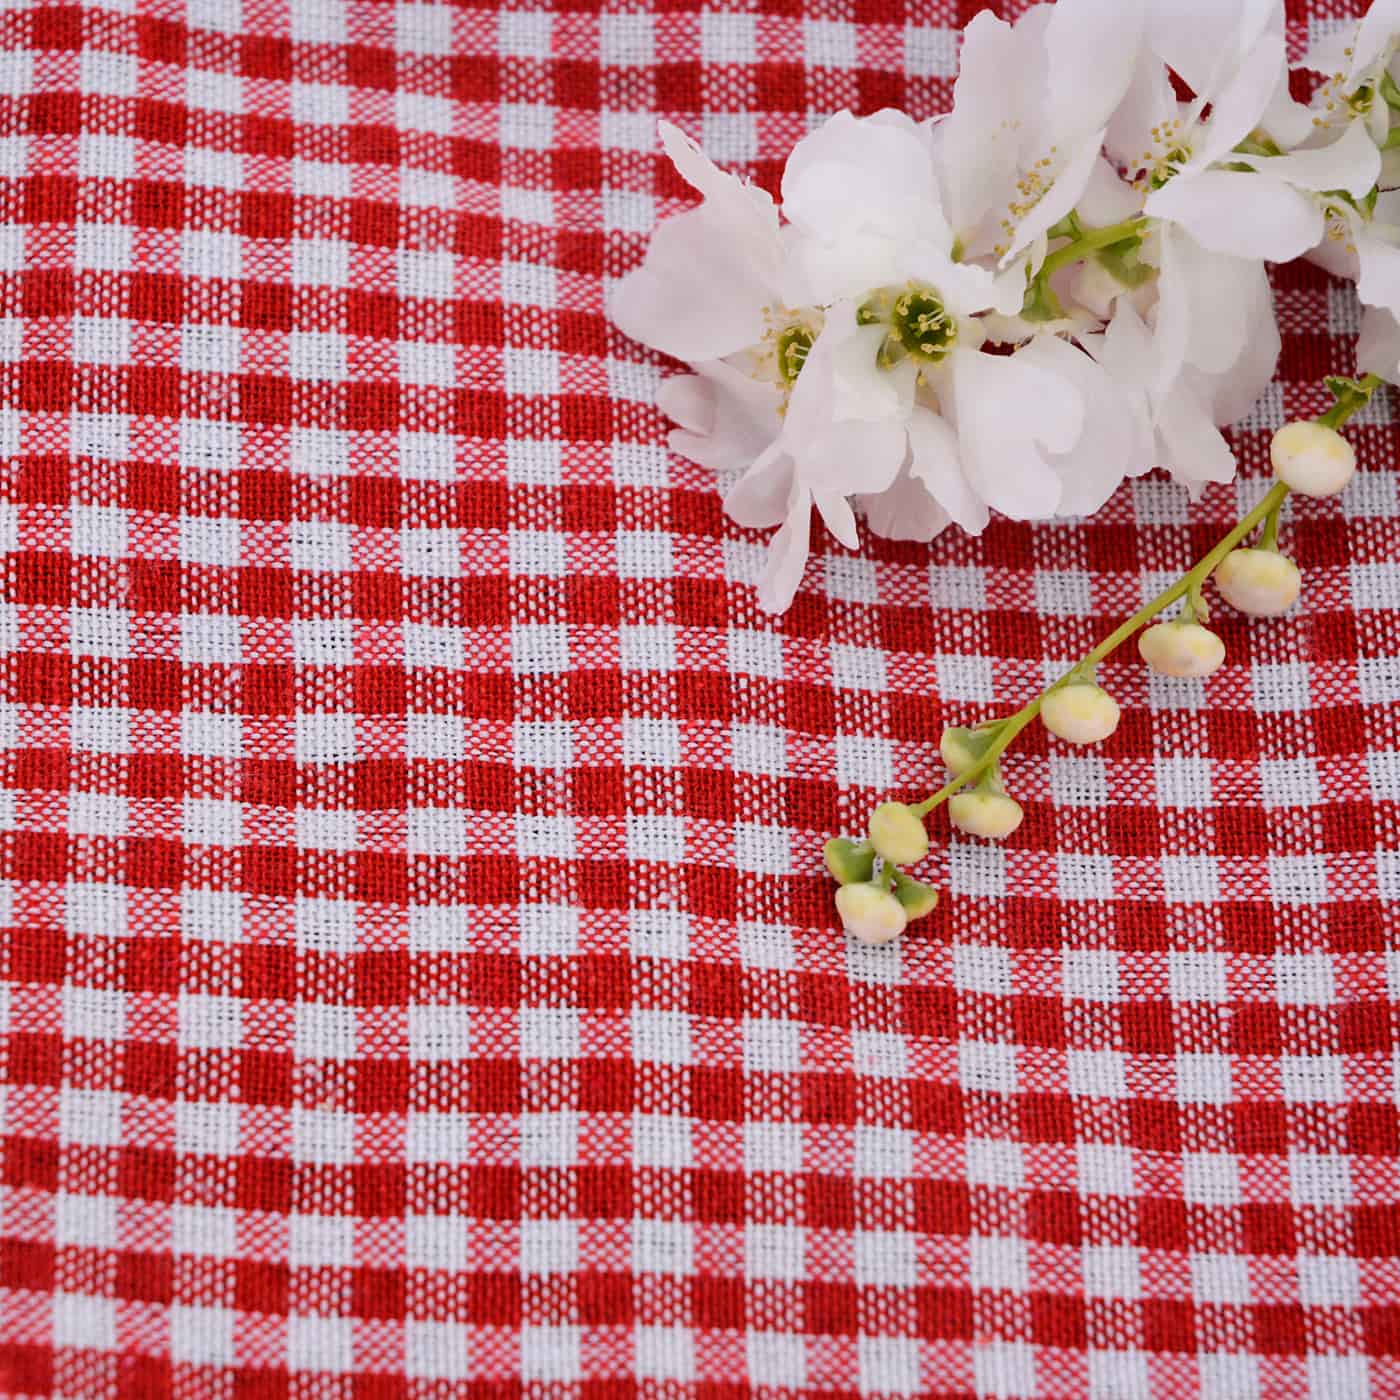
[1270,420,1355,497]
[1137,621,1226,678]
[835,883,908,945]
[1041,684,1120,747]
[868,801,929,866]
[1213,548,1301,617]
[948,790,1024,841]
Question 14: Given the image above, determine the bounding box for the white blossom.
[606,0,1397,615]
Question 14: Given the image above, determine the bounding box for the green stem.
[911,373,1383,821]
[912,480,1286,817]
[1260,501,1281,552]
[1037,216,1149,284]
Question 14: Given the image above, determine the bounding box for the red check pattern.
[0,0,1397,1396]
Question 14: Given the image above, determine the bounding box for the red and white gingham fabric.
[1,0,1398,1396]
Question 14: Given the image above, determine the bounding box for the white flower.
[936,0,1145,267]
[781,109,1021,315]
[1306,187,1400,323]
[1112,3,1379,266]
[780,109,1143,529]
[609,122,785,362]
[1302,0,1400,144]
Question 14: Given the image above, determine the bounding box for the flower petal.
[859,457,954,543]
[1350,0,1400,84]
[796,417,908,499]
[1145,169,1323,263]
[610,125,783,361]
[1193,262,1280,426]
[1191,31,1288,166]
[1078,156,1148,226]
[663,361,784,474]
[659,122,780,246]
[905,405,989,535]
[757,490,813,614]
[812,488,860,551]
[1300,22,1357,76]
[782,310,909,498]
[1044,0,1144,146]
[822,305,914,424]
[1357,230,1400,318]
[949,347,1083,520]
[1016,336,1143,517]
[724,445,794,531]
[783,110,943,245]
[1233,118,1380,198]
[1157,376,1237,500]
[656,374,712,437]
[1146,0,1278,105]
[1105,54,1178,170]
[610,208,775,361]
[935,12,1027,243]
[1358,305,1400,384]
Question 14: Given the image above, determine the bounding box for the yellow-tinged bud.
[1214,548,1301,617]
[1137,621,1226,678]
[892,871,939,920]
[1041,684,1120,746]
[868,802,929,866]
[824,838,875,887]
[835,883,908,945]
[1270,420,1355,497]
[948,790,1024,840]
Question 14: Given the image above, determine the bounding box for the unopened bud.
[1270,420,1355,497]
[1213,548,1301,617]
[868,802,929,866]
[1137,621,1226,678]
[1041,683,1120,746]
[835,882,908,945]
[824,838,875,887]
[892,870,939,920]
[948,790,1024,841]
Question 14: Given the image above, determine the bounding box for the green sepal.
[1021,274,1067,324]
[1326,375,1368,404]
[1232,134,1282,159]
[1381,70,1400,110]
[940,724,1001,774]
[824,838,876,887]
[891,870,939,920]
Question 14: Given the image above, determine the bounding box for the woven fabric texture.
[1,0,1399,1396]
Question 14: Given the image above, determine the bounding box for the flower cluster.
[612,0,1400,613]
[610,0,1400,947]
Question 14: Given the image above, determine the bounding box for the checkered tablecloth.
[1,0,1398,1396]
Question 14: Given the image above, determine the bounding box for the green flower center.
[859,284,957,368]
[775,323,814,385]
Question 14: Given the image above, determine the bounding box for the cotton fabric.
[1,2,1398,1397]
